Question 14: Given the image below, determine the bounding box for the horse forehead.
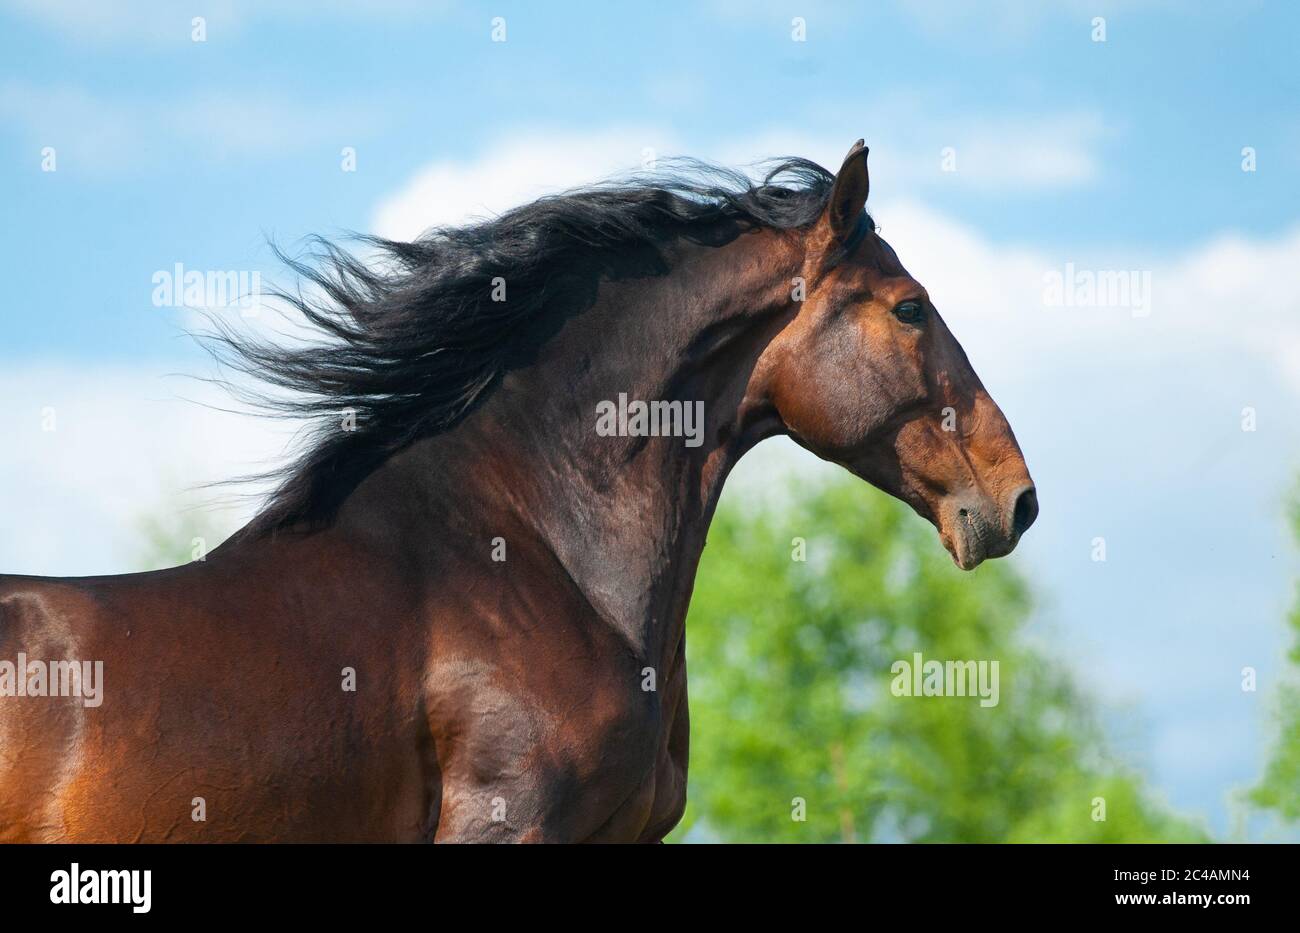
[839,233,913,286]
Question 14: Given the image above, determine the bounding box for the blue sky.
[3,0,1300,838]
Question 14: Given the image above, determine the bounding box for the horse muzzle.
[938,484,1038,570]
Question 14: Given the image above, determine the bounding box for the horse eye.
[892,300,925,325]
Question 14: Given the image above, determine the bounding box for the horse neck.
[376,226,802,662]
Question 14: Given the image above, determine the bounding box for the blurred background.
[2,0,1299,841]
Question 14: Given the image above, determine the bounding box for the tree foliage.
[669,478,1206,843]
[1249,489,1300,823]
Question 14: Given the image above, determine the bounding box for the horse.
[0,140,1036,842]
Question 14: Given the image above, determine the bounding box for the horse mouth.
[939,504,1022,571]
[940,529,984,571]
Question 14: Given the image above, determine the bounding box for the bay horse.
[0,141,1036,842]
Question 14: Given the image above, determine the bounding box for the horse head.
[758,141,1037,569]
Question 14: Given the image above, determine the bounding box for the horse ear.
[825,139,869,242]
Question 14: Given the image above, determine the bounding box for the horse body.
[0,498,680,841]
[0,142,1037,842]
[0,537,428,841]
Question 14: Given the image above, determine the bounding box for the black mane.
[208,157,850,533]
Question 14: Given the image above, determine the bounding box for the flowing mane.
[208,157,855,533]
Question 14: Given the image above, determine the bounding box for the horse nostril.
[1012,486,1038,537]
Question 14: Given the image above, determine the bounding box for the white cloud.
[0,364,294,575]
[1162,231,1300,396]
[876,197,1300,398]
[940,112,1105,188]
[372,127,682,241]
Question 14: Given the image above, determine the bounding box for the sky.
[2,0,1300,838]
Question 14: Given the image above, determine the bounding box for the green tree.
[1250,490,1300,823]
[668,477,1206,843]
